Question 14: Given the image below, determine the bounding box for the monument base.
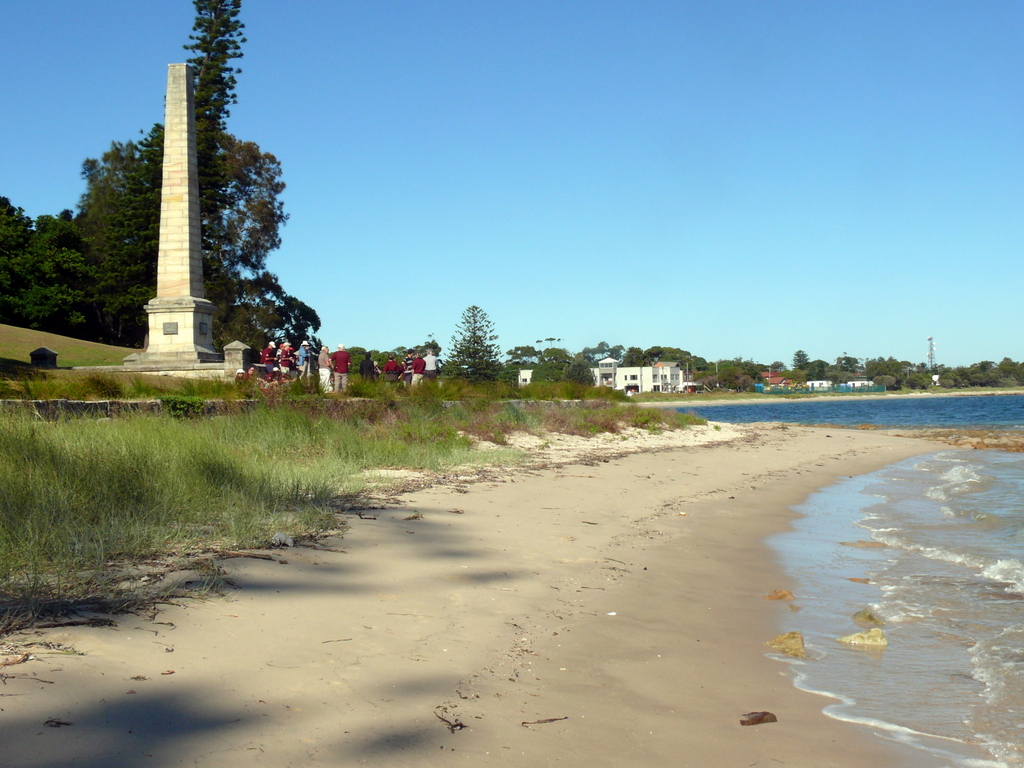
[135,295,220,365]
[123,353,225,369]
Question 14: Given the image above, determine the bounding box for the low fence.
[759,385,887,395]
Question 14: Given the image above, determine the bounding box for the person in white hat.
[297,340,311,379]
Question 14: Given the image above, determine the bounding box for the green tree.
[531,361,565,382]
[654,346,691,364]
[182,0,319,348]
[498,364,522,386]
[644,346,665,363]
[581,341,623,364]
[77,126,163,345]
[539,347,571,366]
[792,350,810,370]
[0,199,91,334]
[622,346,646,367]
[996,358,1022,386]
[564,355,596,386]
[906,372,932,390]
[506,345,541,366]
[185,0,245,263]
[446,306,501,382]
[21,213,91,332]
[418,338,442,356]
[72,0,318,349]
[0,199,34,322]
[836,355,859,373]
[805,359,829,380]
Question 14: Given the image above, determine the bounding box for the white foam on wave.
[813,693,1011,768]
[813,692,1008,768]
[969,637,1009,706]
[875,535,1024,593]
[968,625,1024,764]
[980,560,1024,594]
[925,463,985,502]
[874,532,988,569]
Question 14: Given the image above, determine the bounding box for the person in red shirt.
[410,351,427,386]
[278,341,295,377]
[382,354,402,382]
[331,345,351,392]
[260,341,277,379]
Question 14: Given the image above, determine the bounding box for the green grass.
[0,407,494,619]
[1,367,633,403]
[0,323,137,370]
[0,370,255,401]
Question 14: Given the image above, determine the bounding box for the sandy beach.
[0,424,953,767]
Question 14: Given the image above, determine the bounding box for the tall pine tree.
[447,306,502,382]
[184,0,244,301]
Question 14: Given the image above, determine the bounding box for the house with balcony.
[519,358,694,393]
[578,358,698,393]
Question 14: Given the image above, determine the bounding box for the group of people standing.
[256,341,441,392]
[257,340,314,380]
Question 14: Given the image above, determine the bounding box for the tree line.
[450,318,1024,391]
[0,0,319,351]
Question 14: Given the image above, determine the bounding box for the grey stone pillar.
[223,341,253,373]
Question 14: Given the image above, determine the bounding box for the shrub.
[158,395,207,419]
[82,374,126,399]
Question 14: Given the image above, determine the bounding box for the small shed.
[30,347,58,368]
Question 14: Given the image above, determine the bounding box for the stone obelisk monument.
[131,63,220,366]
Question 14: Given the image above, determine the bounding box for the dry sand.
[0,424,957,767]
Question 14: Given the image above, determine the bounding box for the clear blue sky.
[3,1,1021,367]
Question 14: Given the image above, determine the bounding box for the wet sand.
[0,425,950,767]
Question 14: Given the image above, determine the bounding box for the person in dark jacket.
[359,351,377,380]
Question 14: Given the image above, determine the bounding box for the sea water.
[774,452,1024,766]
[680,392,1024,430]
[732,395,1024,766]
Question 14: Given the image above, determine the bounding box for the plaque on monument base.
[124,296,224,368]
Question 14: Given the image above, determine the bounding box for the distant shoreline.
[638,389,1024,408]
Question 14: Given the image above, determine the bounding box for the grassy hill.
[0,324,137,371]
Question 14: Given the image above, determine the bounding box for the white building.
[805,379,876,392]
[520,358,694,393]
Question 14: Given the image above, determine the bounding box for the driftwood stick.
[521,716,569,726]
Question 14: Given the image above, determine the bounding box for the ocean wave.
[980,560,1024,594]
[967,626,1024,766]
[924,464,987,502]
[818,702,1008,768]
[873,533,988,570]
